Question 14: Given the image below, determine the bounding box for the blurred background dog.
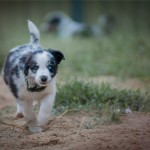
[41,11,116,37]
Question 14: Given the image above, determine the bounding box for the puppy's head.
[22,49,64,87]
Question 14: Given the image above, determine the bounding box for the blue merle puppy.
[2,20,64,132]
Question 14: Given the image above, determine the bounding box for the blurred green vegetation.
[1,26,150,79]
[43,31,150,79]
[53,79,150,124]
[56,79,150,112]
[0,1,150,80]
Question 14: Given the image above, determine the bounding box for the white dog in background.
[2,20,65,132]
[41,11,116,37]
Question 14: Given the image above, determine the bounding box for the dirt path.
[0,110,150,150]
[0,76,149,150]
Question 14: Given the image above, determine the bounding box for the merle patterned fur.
[3,46,64,98]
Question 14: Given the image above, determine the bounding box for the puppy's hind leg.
[15,100,24,119]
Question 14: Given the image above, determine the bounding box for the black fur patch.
[47,56,58,78]
[9,77,18,98]
[31,33,39,44]
[49,16,61,25]
[19,52,32,75]
[3,52,19,83]
[23,50,44,76]
[47,49,65,64]
[3,53,19,98]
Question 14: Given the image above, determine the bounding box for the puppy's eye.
[30,65,39,73]
[47,65,53,72]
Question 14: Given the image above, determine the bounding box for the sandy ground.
[0,76,150,150]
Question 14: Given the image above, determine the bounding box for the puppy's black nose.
[40,75,48,82]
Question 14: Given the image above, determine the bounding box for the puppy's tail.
[28,20,40,48]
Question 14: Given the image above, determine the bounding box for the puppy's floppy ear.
[48,49,65,64]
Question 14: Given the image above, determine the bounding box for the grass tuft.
[54,79,150,123]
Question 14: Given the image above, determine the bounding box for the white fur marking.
[28,20,40,48]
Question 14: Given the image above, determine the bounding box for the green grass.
[53,79,150,124]
[55,79,150,112]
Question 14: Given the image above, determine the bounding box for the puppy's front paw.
[12,113,24,120]
[16,113,24,118]
[28,126,43,133]
[27,120,43,133]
